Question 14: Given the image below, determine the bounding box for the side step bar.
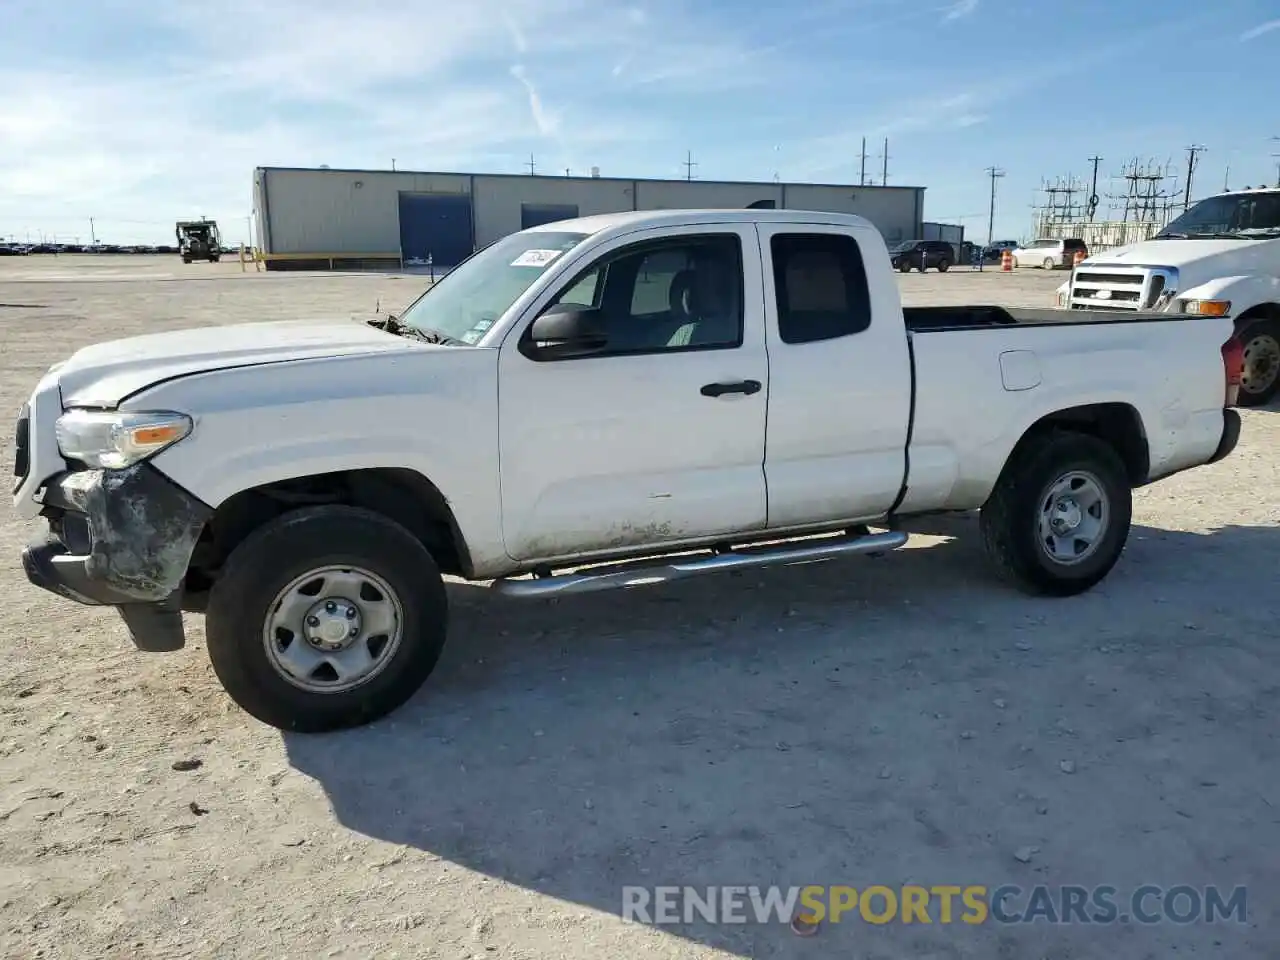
[491,530,908,599]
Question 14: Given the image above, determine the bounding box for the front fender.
[119,349,508,575]
[1177,275,1280,319]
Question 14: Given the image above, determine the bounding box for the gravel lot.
[2,255,1277,959]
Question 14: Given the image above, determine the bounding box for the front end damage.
[21,464,211,651]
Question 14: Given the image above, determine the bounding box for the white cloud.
[943,0,978,22]
[1240,18,1280,41]
[510,64,559,136]
[3,0,759,242]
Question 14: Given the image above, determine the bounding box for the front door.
[498,224,769,562]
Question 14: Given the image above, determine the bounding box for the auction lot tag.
[511,249,564,267]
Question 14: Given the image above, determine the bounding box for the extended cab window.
[545,234,744,355]
[770,233,871,344]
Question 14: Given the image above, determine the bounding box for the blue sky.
[3,0,1280,246]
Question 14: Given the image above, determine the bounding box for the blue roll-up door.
[521,203,580,229]
[398,193,474,266]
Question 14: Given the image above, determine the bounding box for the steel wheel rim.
[262,564,405,694]
[1037,470,1109,566]
[1241,333,1280,396]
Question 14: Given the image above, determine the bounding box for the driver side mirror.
[520,303,609,360]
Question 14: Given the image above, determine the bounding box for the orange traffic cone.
[1001,250,1013,272]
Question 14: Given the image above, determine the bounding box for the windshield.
[1157,192,1280,239]
[396,230,591,344]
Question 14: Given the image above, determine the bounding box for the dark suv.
[889,240,956,273]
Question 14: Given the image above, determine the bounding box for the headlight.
[1182,299,1231,317]
[55,410,192,470]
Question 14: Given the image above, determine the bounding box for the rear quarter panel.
[899,316,1233,512]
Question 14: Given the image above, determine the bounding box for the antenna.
[683,149,698,181]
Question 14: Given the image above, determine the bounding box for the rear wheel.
[1042,257,1056,270]
[205,505,448,732]
[1236,318,1280,406]
[980,431,1131,596]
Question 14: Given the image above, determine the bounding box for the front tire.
[979,431,1132,596]
[205,505,448,732]
[1236,318,1280,406]
[937,259,951,273]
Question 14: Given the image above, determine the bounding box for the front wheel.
[979,431,1132,596]
[205,505,448,732]
[1236,318,1280,406]
[937,259,951,273]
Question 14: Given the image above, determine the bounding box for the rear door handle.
[700,379,762,398]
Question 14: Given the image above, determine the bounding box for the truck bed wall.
[898,316,1233,513]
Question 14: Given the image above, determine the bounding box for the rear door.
[498,223,770,561]
[755,223,913,528]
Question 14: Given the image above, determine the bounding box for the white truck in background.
[1057,186,1280,405]
[14,209,1245,733]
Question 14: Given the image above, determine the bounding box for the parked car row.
[0,242,241,256]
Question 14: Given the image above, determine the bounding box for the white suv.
[1013,238,1089,270]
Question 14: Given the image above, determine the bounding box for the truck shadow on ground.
[283,515,1280,958]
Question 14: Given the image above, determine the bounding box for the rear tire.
[205,505,448,732]
[980,431,1132,596]
[1236,318,1280,406]
[1042,257,1056,270]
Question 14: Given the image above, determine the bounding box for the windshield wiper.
[366,314,464,345]
[1155,231,1249,240]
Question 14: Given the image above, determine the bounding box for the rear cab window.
[769,233,872,344]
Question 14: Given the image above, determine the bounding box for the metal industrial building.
[252,165,927,270]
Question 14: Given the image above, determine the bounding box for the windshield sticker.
[511,248,565,268]
[460,329,484,344]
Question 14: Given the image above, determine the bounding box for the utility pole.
[525,153,536,175]
[859,137,867,186]
[1086,155,1103,219]
[89,217,96,245]
[985,166,1006,247]
[879,138,890,186]
[683,149,698,181]
[391,158,396,171]
[1183,145,1206,210]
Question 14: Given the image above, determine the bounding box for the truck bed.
[894,303,1232,517]
[902,305,1176,332]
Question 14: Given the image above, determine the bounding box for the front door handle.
[700,379,762,398]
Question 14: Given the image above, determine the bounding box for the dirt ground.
[1,255,1277,959]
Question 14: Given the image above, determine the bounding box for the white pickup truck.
[1057,186,1280,404]
[14,209,1244,732]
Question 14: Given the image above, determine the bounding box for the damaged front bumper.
[21,464,211,651]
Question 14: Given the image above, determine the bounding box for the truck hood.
[1085,237,1279,277]
[54,319,422,409]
